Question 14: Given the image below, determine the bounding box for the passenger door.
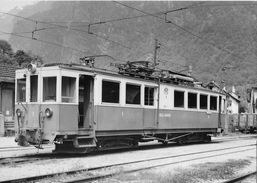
[78,75,94,129]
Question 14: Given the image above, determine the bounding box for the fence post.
[237,114,240,131]
[246,114,248,133]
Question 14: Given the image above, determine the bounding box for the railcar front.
[15,64,96,151]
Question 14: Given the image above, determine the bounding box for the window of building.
[145,86,154,106]
[62,76,76,103]
[210,96,217,110]
[200,94,208,109]
[17,78,26,102]
[174,90,184,108]
[126,84,141,105]
[43,77,56,102]
[30,75,38,102]
[102,80,120,103]
[188,92,197,109]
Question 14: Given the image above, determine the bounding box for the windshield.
[17,78,26,102]
[43,77,56,102]
[62,76,76,103]
[30,75,38,102]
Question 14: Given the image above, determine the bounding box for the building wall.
[231,98,239,114]
[0,82,15,117]
[0,82,15,136]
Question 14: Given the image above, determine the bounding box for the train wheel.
[161,141,168,145]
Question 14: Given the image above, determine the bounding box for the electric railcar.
[15,61,226,153]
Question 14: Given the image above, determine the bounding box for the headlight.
[16,109,22,117]
[28,63,37,73]
[45,108,53,118]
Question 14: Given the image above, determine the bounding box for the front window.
[17,78,26,102]
[62,76,76,103]
[30,75,38,102]
[126,84,141,105]
[43,77,56,102]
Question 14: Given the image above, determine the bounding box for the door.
[2,89,14,118]
[78,75,94,129]
[218,96,222,128]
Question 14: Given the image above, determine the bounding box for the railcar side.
[15,64,226,153]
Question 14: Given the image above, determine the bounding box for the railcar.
[15,61,226,153]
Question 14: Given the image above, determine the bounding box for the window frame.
[187,92,198,109]
[210,95,218,111]
[125,82,141,105]
[101,79,120,104]
[199,93,208,111]
[61,76,77,103]
[16,77,27,103]
[42,76,57,103]
[174,90,185,108]
[144,85,155,106]
[30,75,39,103]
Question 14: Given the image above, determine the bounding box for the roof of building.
[228,92,240,103]
[0,63,19,83]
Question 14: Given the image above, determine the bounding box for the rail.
[1,143,255,183]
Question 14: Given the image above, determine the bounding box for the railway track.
[1,143,255,183]
[0,134,255,160]
[221,171,256,183]
[0,136,254,167]
[0,145,53,152]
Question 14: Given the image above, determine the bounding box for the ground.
[0,134,256,182]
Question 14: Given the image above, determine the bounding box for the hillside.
[8,1,257,104]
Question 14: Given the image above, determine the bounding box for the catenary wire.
[112,1,248,64]
[0,11,131,49]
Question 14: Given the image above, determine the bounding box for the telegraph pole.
[153,39,161,67]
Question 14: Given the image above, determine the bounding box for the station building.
[0,63,18,136]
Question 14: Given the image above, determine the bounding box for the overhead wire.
[71,1,257,28]
[112,1,251,64]
[0,30,120,62]
[1,2,256,69]
[0,11,130,49]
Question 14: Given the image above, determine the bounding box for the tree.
[14,50,43,67]
[0,40,13,55]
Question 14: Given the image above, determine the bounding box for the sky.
[0,0,39,12]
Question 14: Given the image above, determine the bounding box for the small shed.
[0,63,18,136]
[227,92,240,114]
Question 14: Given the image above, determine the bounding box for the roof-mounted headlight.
[45,108,53,118]
[28,63,37,73]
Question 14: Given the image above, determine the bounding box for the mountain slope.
[8,1,257,102]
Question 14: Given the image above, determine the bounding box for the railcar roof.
[16,63,225,95]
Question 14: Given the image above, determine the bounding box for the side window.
[126,84,141,105]
[174,90,184,108]
[200,94,208,110]
[30,75,38,102]
[17,78,26,102]
[188,92,197,109]
[145,86,154,106]
[62,76,76,103]
[43,77,56,102]
[210,96,217,110]
[102,80,120,103]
